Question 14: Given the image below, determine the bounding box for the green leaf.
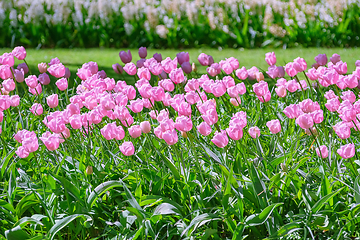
[87,180,124,207]
[48,214,92,240]
[5,226,30,240]
[264,222,302,239]
[14,217,44,228]
[311,187,344,213]
[354,176,360,204]
[181,213,221,237]
[152,203,181,216]
[50,174,83,204]
[245,203,283,226]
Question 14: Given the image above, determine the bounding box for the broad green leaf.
[181,213,221,237]
[311,187,344,213]
[152,203,181,216]
[5,226,30,240]
[87,180,124,207]
[14,217,44,228]
[264,222,302,239]
[48,214,92,240]
[354,176,360,204]
[245,203,283,226]
[50,174,83,204]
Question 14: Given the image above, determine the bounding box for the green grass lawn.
[1,47,360,85]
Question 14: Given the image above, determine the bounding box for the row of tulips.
[0,47,359,161]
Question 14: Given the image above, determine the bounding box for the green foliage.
[1,1,360,48]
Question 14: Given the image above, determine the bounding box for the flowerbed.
[1,0,360,49]
[0,46,360,239]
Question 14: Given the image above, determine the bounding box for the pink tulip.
[17,63,29,74]
[124,63,137,75]
[211,81,226,97]
[267,65,279,79]
[30,103,43,116]
[169,68,185,84]
[69,115,82,129]
[293,57,307,72]
[162,129,178,145]
[38,73,50,85]
[275,86,287,98]
[175,116,193,132]
[137,67,151,80]
[25,75,38,88]
[0,53,14,67]
[13,69,24,83]
[161,57,177,73]
[128,125,142,138]
[226,125,243,140]
[151,87,165,102]
[306,67,318,80]
[197,122,212,136]
[253,81,269,97]
[128,99,143,113]
[2,79,15,92]
[120,141,135,156]
[315,54,328,66]
[38,62,48,73]
[12,46,26,60]
[337,143,355,159]
[324,90,337,100]
[0,95,11,111]
[257,91,271,103]
[56,78,68,91]
[119,50,132,64]
[47,117,66,133]
[48,57,60,66]
[330,54,341,64]
[334,122,351,139]
[265,52,276,66]
[140,121,151,134]
[344,74,358,89]
[296,113,314,129]
[46,94,58,108]
[112,63,123,74]
[9,95,20,107]
[22,136,39,153]
[221,62,233,74]
[211,130,229,148]
[334,61,347,75]
[16,146,29,158]
[235,67,248,80]
[299,99,319,113]
[341,90,356,103]
[198,53,212,66]
[48,63,65,78]
[283,104,301,119]
[266,119,281,134]
[248,126,261,138]
[284,62,297,77]
[40,132,60,151]
[316,145,329,158]
[311,110,324,124]
[325,98,340,112]
[100,123,117,140]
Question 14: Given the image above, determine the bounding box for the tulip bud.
[38,62,48,73]
[192,62,197,73]
[86,166,93,175]
[181,131,188,138]
[280,163,288,172]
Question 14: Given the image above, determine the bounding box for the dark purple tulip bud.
[119,50,132,64]
[138,47,147,59]
[181,62,192,74]
[153,53,162,63]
